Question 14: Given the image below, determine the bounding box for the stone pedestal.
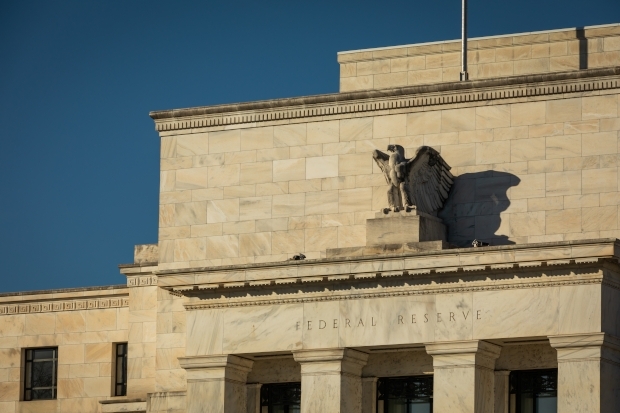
[549,333,620,413]
[293,348,369,413]
[366,210,446,246]
[425,340,501,413]
[178,355,254,413]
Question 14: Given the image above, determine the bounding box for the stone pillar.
[549,333,620,413]
[178,355,254,413]
[246,383,262,413]
[425,340,501,413]
[293,348,369,413]
[493,370,510,413]
[361,377,378,413]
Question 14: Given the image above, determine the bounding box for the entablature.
[156,239,620,308]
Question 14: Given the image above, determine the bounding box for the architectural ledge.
[99,398,147,413]
[160,238,620,309]
[149,67,620,132]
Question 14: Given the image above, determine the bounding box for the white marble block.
[426,340,502,413]
[293,348,369,413]
[366,210,446,245]
[179,355,254,413]
[549,333,620,413]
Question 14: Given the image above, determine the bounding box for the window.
[115,343,128,396]
[24,347,57,401]
[260,382,301,413]
[509,369,557,413]
[377,376,433,413]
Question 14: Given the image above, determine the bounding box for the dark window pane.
[260,382,301,413]
[509,369,557,413]
[31,389,52,400]
[33,349,55,360]
[24,347,57,401]
[115,343,128,396]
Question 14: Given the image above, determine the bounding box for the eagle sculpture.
[372,145,454,215]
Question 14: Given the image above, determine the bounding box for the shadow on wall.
[438,171,520,247]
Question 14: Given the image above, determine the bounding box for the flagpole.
[460,0,469,81]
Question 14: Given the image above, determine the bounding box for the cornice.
[149,67,620,132]
[183,269,611,310]
[0,295,129,315]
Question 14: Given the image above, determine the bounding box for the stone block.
[511,102,546,126]
[339,188,372,212]
[207,199,239,223]
[272,230,304,254]
[305,227,339,253]
[582,206,618,231]
[546,98,582,123]
[476,141,510,164]
[546,134,581,159]
[340,118,373,141]
[475,105,511,129]
[581,131,618,156]
[240,126,273,150]
[340,75,373,92]
[546,170,582,196]
[174,202,207,226]
[305,190,339,215]
[273,158,305,182]
[306,155,338,179]
[161,136,176,158]
[224,150,256,165]
[407,111,441,135]
[582,168,617,194]
[441,108,476,132]
[583,95,618,119]
[435,144,476,167]
[208,164,240,188]
[239,196,271,221]
[256,182,288,196]
[239,161,272,185]
[223,185,255,199]
[174,238,206,261]
[222,220,255,235]
[509,211,545,236]
[176,133,209,156]
[55,312,86,334]
[493,126,528,141]
[209,130,240,154]
[25,313,55,335]
[256,147,289,162]
[205,235,239,259]
[272,193,305,218]
[374,72,408,89]
[274,124,306,147]
[289,179,321,193]
[408,68,442,85]
[194,153,225,167]
[337,225,366,248]
[366,210,446,245]
[338,153,372,176]
[546,208,581,234]
[307,120,339,144]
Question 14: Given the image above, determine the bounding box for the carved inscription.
[297,310,482,330]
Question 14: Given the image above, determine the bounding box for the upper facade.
[150,23,620,271]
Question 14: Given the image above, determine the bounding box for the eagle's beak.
[387,145,394,152]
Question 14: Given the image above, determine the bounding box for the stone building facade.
[1,23,620,413]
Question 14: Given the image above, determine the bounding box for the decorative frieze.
[0,297,129,315]
[150,68,620,132]
[127,275,158,287]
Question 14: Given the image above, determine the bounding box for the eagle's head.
[387,144,405,157]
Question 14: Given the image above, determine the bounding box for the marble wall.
[157,79,620,270]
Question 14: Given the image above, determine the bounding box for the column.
[246,383,262,413]
[493,370,510,413]
[549,333,620,413]
[293,348,369,413]
[361,377,378,413]
[425,340,501,413]
[178,355,254,413]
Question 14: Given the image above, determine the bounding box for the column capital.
[425,340,502,370]
[549,333,620,364]
[293,348,369,375]
[178,354,254,383]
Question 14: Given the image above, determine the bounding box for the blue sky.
[1,0,618,292]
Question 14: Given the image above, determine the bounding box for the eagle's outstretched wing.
[405,146,454,214]
[372,149,391,185]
